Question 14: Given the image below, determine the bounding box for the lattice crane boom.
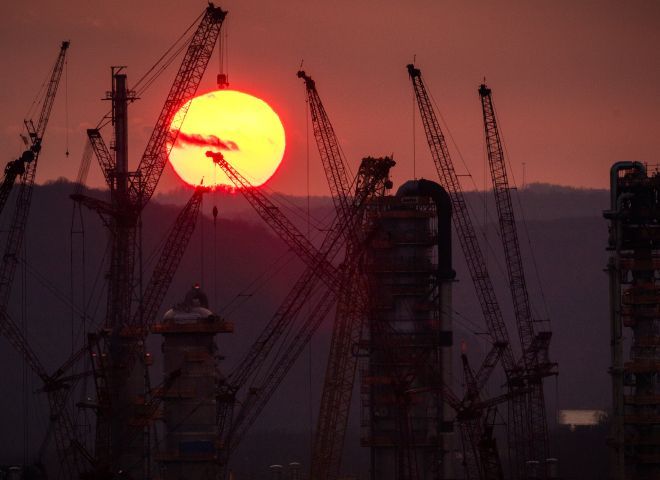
[133,186,208,329]
[134,4,226,208]
[0,41,93,478]
[407,63,529,478]
[479,83,552,470]
[297,70,353,223]
[0,310,48,381]
[0,41,68,218]
[406,64,515,376]
[217,155,394,392]
[216,156,394,464]
[297,70,372,480]
[87,128,115,190]
[207,151,381,289]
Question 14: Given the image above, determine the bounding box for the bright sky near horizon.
[1,0,659,196]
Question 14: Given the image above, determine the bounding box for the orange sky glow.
[1,1,659,196]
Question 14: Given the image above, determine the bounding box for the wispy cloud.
[176,132,239,151]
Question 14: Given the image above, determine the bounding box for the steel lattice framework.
[71,5,226,478]
[208,151,395,472]
[0,42,90,479]
[297,70,370,480]
[479,83,554,475]
[407,63,527,478]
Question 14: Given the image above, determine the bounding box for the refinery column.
[363,179,455,480]
[605,161,660,480]
[153,285,233,480]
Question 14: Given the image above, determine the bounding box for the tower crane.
[479,83,555,475]
[407,63,528,477]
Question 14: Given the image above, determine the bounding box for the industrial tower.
[153,286,233,480]
[72,5,226,478]
[362,179,455,480]
[605,162,660,479]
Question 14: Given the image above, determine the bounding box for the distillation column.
[153,286,233,480]
[362,179,454,480]
[606,162,660,480]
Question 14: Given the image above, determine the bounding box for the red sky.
[1,0,659,196]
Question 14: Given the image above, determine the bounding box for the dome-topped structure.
[152,285,233,480]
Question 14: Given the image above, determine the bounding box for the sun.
[168,90,285,188]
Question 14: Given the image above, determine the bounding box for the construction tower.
[605,162,660,479]
[362,179,455,480]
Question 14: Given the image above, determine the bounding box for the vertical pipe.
[113,73,129,198]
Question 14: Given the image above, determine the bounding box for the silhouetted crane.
[407,63,522,479]
[479,83,555,477]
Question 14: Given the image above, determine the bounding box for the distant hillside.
[0,180,610,479]
[155,181,608,222]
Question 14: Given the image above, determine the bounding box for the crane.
[407,63,528,478]
[207,151,394,470]
[133,6,226,209]
[0,40,93,479]
[297,70,369,480]
[212,145,511,479]
[479,83,555,475]
[66,5,226,478]
[0,41,69,218]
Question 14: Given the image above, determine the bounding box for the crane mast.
[479,83,554,475]
[407,64,530,478]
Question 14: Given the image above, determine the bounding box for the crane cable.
[21,221,29,463]
[64,51,69,158]
[305,80,314,454]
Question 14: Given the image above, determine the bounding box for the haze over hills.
[0,180,609,478]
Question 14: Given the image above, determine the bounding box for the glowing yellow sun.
[168,90,285,188]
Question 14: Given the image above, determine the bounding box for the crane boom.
[207,151,357,289]
[297,71,353,222]
[66,7,227,477]
[297,70,369,480]
[218,155,394,392]
[134,4,226,208]
[133,186,208,329]
[87,128,115,189]
[0,41,93,478]
[0,41,68,218]
[407,64,529,478]
[217,156,394,466]
[406,64,515,376]
[479,83,553,470]
[0,310,48,381]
